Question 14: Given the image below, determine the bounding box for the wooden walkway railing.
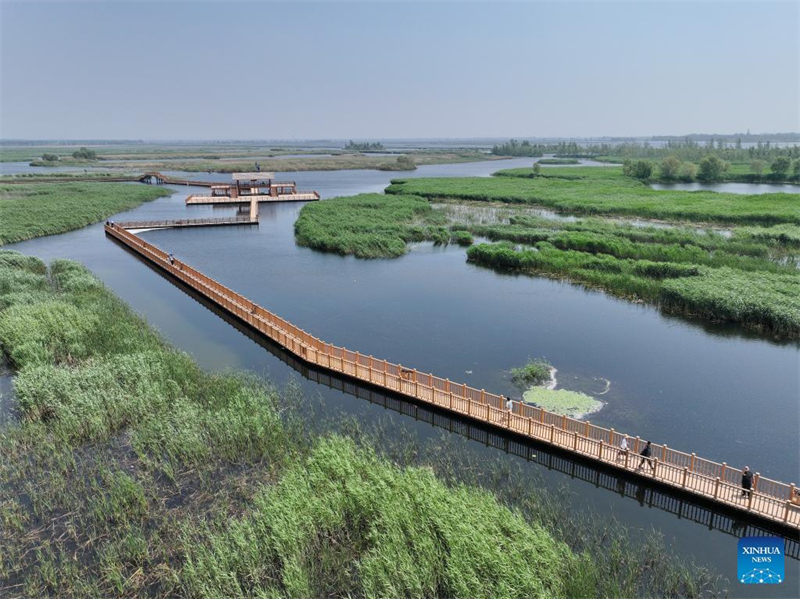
[104,222,800,530]
[114,216,256,230]
[185,192,321,205]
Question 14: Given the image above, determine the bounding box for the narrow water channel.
[5,159,799,596]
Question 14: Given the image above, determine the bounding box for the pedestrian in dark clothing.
[741,466,753,498]
[637,440,655,473]
[168,253,175,265]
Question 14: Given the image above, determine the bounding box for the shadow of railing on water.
[110,236,800,557]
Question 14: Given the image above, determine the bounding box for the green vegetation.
[40,153,59,163]
[387,167,800,225]
[0,252,721,597]
[344,140,386,152]
[395,154,416,170]
[622,159,654,180]
[523,387,602,418]
[71,147,98,160]
[538,158,579,165]
[511,358,553,387]
[0,182,171,245]
[295,193,456,258]
[490,139,544,157]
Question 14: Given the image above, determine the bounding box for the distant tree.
[396,155,416,170]
[770,156,791,178]
[622,159,634,177]
[532,162,541,176]
[792,159,800,179]
[735,138,743,150]
[41,153,59,162]
[345,140,385,152]
[629,159,653,180]
[659,156,682,180]
[697,155,728,181]
[71,147,97,160]
[750,159,766,179]
[678,162,698,181]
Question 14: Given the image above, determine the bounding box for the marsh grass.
[295,193,451,258]
[0,251,725,597]
[387,167,800,225]
[0,182,171,245]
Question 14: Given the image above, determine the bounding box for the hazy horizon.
[2,1,799,139]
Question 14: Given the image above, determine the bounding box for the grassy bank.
[0,182,171,245]
[295,193,460,258]
[0,251,722,597]
[25,152,503,174]
[387,167,800,225]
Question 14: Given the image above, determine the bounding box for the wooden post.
[584,421,589,436]
[720,462,726,482]
[662,444,667,461]
[467,399,471,416]
[714,477,721,499]
[690,453,696,472]
[747,488,754,510]
[785,501,792,523]
[561,414,566,430]
[599,439,604,459]
[445,378,450,393]
[653,457,659,478]
[540,409,545,424]
[549,424,555,443]
[506,409,511,428]
[682,467,688,488]
[635,436,641,454]
[624,449,630,469]
[754,472,760,493]
[610,428,615,446]
[449,391,453,409]
[573,431,578,450]
[528,418,533,436]
[480,389,485,403]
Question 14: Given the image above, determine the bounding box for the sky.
[1,1,798,140]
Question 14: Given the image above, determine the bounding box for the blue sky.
[1,1,798,139]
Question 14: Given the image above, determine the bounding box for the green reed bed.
[0,182,171,245]
[386,168,800,225]
[295,193,456,258]
[0,250,721,597]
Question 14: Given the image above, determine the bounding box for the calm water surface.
[6,159,799,596]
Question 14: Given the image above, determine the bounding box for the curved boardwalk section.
[104,223,800,530]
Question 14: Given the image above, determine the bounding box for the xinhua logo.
[738,537,784,584]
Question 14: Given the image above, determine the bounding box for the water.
[0,161,110,175]
[5,159,799,596]
[651,181,800,195]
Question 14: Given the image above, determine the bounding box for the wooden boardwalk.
[185,192,320,205]
[104,222,800,530]
[114,216,257,230]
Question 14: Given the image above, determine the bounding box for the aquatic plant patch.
[522,387,602,419]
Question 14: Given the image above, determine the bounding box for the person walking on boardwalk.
[741,466,753,498]
[616,436,629,461]
[505,396,513,411]
[637,440,655,473]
